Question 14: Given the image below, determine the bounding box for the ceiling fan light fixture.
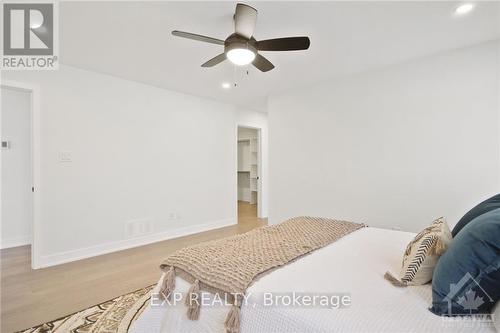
[226,48,256,66]
[171,4,311,72]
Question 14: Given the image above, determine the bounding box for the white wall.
[2,65,267,267]
[1,87,32,248]
[268,41,500,232]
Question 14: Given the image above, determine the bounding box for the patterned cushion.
[385,218,452,286]
[451,193,500,237]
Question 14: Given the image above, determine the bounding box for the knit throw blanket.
[159,216,365,333]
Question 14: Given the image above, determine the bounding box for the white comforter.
[130,227,495,333]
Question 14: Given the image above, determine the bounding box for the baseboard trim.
[1,235,31,249]
[35,218,236,269]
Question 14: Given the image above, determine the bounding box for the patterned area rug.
[18,285,154,333]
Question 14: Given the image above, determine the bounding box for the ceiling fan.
[171,3,310,72]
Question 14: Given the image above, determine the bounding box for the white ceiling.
[60,1,500,111]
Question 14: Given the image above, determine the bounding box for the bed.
[130,227,495,333]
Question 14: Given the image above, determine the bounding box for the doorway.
[237,126,260,221]
[1,86,33,249]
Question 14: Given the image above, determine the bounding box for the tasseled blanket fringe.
[159,266,243,333]
[224,296,242,333]
[185,279,201,320]
[159,266,176,300]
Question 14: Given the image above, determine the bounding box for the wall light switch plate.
[59,151,72,162]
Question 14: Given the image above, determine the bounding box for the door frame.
[1,80,41,269]
[236,125,264,218]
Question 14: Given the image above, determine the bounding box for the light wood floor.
[0,202,265,332]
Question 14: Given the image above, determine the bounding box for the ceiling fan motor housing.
[224,33,257,55]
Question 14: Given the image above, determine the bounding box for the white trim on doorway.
[235,124,266,218]
[1,80,41,268]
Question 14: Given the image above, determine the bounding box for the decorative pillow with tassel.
[385,217,452,287]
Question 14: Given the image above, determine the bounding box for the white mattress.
[130,227,495,333]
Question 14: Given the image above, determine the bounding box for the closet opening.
[237,126,260,221]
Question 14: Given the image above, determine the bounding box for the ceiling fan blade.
[252,54,274,72]
[257,37,310,51]
[234,3,257,39]
[172,30,225,45]
[201,53,227,67]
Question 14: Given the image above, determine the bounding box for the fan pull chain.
[233,64,238,87]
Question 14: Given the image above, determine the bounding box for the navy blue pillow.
[430,208,500,316]
[452,194,500,237]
